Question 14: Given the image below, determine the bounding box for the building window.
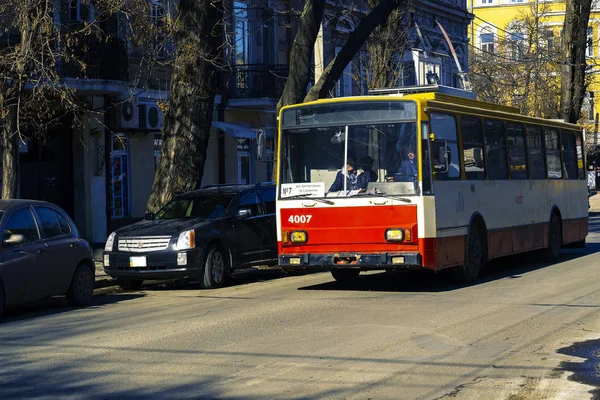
[234,1,249,65]
[509,31,526,60]
[481,0,493,3]
[68,0,91,23]
[587,26,594,57]
[543,30,555,54]
[510,0,524,3]
[335,47,353,97]
[480,30,495,53]
[154,133,162,169]
[111,134,130,218]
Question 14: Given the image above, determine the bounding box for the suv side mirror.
[236,208,253,219]
[144,212,155,220]
[256,130,265,161]
[4,233,24,245]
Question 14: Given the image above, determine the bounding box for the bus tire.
[331,269,360,282]
[452,226,485,283]
[543,213,562,261]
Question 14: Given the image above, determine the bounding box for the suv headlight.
[176,229,196,250]
[105,232,116,252]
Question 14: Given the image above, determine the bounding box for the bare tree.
[0,0,159,199]
[469,3,563,119]
[146,0,224,212]
[358,1,412,91]
[560,0,593,123]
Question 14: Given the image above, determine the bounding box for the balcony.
[61,38,128,82]
[229,64,288,99]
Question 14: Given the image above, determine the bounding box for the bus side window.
[526,126,546,179]
[561,130,578,180]
[507,123,528,180]
[545,128,562,179]
[461,116,485,180]
[430,113,460,180]
[484,120,508,180]
[575,132,585,179]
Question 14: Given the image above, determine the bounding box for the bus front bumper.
[279,252,422,271]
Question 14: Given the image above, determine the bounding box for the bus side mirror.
[256,130,265,161]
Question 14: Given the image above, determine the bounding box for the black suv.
[103,183,277,289]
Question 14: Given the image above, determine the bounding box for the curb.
[95,277,117,290]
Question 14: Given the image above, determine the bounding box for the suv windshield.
[279,101,420,198]
[154,195,234,220]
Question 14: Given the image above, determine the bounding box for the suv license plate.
[130,256,147,267]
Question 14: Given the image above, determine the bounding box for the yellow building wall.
[469,0,600,129]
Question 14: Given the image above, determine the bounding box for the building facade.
[469,0,599,134]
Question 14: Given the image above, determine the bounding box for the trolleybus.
[275,85,588,282]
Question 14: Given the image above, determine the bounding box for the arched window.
[479,27,495,53]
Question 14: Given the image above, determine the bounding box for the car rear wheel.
[117,279,144,290]
[331,269,360,282]
[66,264,94,306]
[201,245,227,289]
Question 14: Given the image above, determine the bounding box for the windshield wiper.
[283,193,334,205]
[366,192,412,203]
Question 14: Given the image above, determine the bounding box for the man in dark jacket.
[358,156,377,190]
[329,159,359,192]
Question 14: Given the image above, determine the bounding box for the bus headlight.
[385,228,405,242]
[290,231,308,243]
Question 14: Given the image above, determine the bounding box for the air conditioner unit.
[117,97,139,129]
[139,102,163,131]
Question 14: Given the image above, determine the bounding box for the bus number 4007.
[288,215,312,224]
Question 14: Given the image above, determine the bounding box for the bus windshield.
[280,121,421,197]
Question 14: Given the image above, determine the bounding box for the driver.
[329,159,359,192]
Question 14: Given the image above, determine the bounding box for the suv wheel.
[201,245,227,289]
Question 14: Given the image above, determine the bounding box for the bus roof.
[281,88,581,132]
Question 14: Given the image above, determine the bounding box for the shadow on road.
[123,269,289,292]
[297,241,600,293]
[0,293,145,323]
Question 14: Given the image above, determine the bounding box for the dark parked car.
[103,183,277,290]
[0,200,95,318]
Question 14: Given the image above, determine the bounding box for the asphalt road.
[2,220,600,399]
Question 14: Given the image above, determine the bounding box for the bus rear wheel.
[331,269,360,282]
[452,228,484,283]
[543,213,562,261]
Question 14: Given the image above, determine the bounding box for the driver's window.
[430,113,461,180]
[237,191,262,217]
[4,208,40,243]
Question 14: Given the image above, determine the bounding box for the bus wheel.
[452,228,484,283]
[543,213,562,261]
[331,269,360,282]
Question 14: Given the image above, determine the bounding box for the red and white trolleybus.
[275,85,588,283]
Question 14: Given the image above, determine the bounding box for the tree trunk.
[304,0,405,102]
[2,104,18,199]
[560,0,592,123]
[276,0,326,111]
[146,0,223,213]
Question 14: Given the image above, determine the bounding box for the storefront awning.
[211,121,256,139]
